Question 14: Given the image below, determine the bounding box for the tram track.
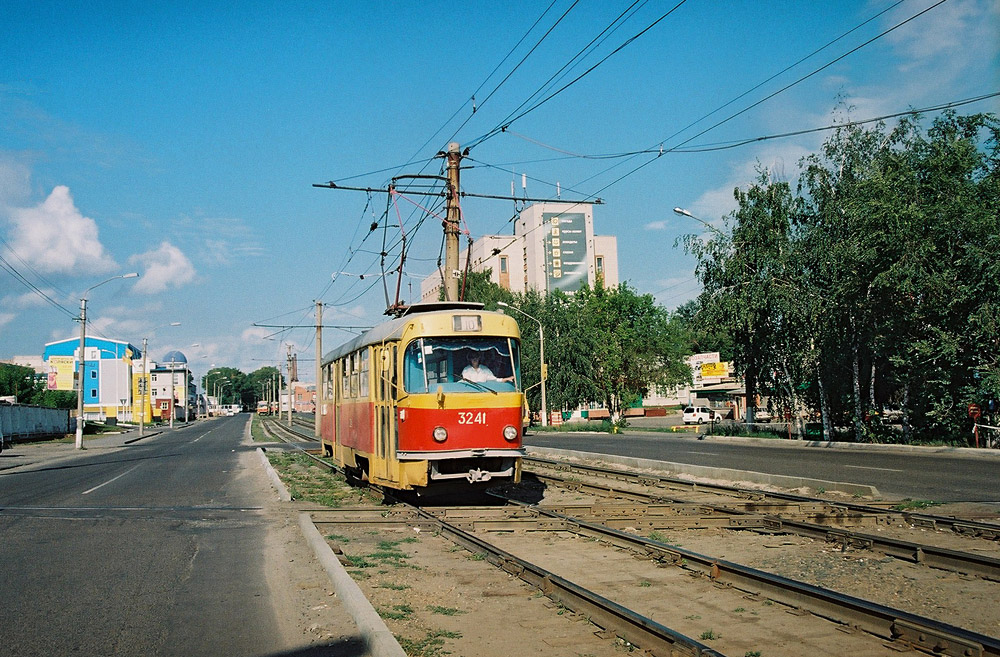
[259,417,1000,655]
[516,459,1000,582]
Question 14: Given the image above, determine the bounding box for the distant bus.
[256,401,269,415]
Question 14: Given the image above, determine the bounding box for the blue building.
[43,337,142,422]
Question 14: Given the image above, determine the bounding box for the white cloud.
[4,289,55,309]
[0,154,32,208]
[0,312,15,331]
[683,142,813,226]
[129,241,196,294]
[241,326,271,342]
[7,185,118,275]
[644,220,669,230]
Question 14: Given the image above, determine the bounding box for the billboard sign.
[545,212,588,292]
[700,361,730,379]
[47,356,76,391]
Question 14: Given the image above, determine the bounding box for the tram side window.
[341,358,350,398]
[350,351,359,398]
[323,363,334,401]
[359,349,369,398]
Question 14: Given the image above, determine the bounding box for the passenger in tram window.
[461,352,513,383]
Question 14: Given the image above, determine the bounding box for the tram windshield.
[403,337,521,394]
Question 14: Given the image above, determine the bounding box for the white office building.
[421,201,618,300]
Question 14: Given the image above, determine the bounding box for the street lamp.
[75,272,139,449]
[497,302,547,428]
[139,322,180,437]
[672,207,725,237]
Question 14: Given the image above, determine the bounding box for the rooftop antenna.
[557,182,561,198]
[521,173,527,199]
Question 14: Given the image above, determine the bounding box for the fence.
[0,404,72,442]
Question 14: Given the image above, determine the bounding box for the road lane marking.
[844,464,903,472]
[685,451,717,456]
[81,464,142,495]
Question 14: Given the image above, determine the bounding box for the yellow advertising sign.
[47,356,77,391]
[700,361,730,378]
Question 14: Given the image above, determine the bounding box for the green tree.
[685,168,795,424]
[0,364,37,403]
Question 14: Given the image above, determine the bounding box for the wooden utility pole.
[444,142,462,301]
[315,300,322,438]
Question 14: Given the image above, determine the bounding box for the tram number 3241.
[458,411,488,425]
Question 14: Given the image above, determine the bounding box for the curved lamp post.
[75,272,139,449]
[497,302,547,427]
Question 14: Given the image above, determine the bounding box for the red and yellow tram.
[319,302,524,491]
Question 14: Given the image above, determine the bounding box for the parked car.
[683,406,723,424]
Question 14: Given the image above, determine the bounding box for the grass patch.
[397,629,463,657]
[325,533,350,543]
[700,629,718,641]
[427,605,465,616]
[893,499,941,511]
[380,604,413,620]
[265,451,360,506]
[377,582,411,591]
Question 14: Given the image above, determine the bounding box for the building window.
[90,370,97,379]
[90,390,97,399]
[500,256,508,274]
[596,256,604,274]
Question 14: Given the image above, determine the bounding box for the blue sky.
[2,0,998,385]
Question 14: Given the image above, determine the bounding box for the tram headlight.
[503,425,518,441]
[433,426,448,442]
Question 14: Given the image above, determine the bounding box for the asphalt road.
[0,416,326,657]
[525,430,1000,502]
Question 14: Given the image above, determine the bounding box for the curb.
[298,513,407,657]
[528,445,880,497]
[256,447,292,502]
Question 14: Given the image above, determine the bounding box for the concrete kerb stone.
[250,415,407,657]
[298,513,407,657]
[256,447,292,502]
[528,445,880,497]
[622,428,1000,461]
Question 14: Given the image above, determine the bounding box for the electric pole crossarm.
[313,182,445,197]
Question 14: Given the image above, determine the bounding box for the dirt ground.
[267,452,1000,656]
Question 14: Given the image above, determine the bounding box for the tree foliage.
[686,111,1000,443]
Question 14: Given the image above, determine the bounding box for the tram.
[318,301,525,491]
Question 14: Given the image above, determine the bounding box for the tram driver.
[461,351,513,384]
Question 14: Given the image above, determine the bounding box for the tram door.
[373,345,396,482]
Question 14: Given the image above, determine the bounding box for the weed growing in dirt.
[638,580,651,587]
[377,582,411,590]
[325,533,350,543]
[397,629,462,657]
[700,629,718,640]
[893,499,940,511]
[745,651,762,657]
[381,604,413,620]
[427,605,465,616]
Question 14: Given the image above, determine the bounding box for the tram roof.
[322,301,498,364]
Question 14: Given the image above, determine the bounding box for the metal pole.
[169,360,175,429]
[75,298,87,449]
[539,321,547,428]
[139,338,147,436]
[444,142,462,301]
